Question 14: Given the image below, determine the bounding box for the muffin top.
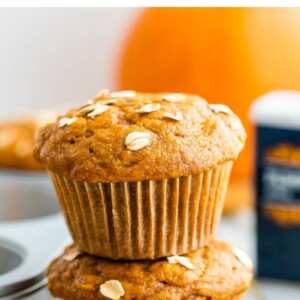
[47,240,253,300]
[34,90,246,182]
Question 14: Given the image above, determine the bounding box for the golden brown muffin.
[47,240,253,300]
[0,111,55,171]
[34,91,245,182]
[0,120,41,170]
[34,90,246,260]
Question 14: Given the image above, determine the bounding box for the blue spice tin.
[251,91,300,281]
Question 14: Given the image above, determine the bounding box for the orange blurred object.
[119,8,300,180]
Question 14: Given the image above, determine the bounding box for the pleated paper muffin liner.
[49,160,233,260]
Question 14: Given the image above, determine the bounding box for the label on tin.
[256,126,300,281]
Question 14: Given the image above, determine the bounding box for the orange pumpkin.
[119,8,300,179]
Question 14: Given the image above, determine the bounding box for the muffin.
[47,240,253,300]
[0,110,56,171]
[34,90,246,259]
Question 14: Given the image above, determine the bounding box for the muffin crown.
[34,91,246,182]
[47,240,253,300]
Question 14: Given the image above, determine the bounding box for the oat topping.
[100,99,117,105]
[86,99,94,105]
[109,90,136,98]
[163,112,183,121]
[138,103,161,113]
[125,131,151,151]
[209,104,233,115]
[96,89,110,99]
[79,100,116,117]
[231,121,240,130]
[77,104,98,116]
[100,280,125,300]
[167,255,196,270]
[87,104,110,118]
[63,249,82,262]
[58,117,78,127]
[163,93,186,102]
[232,247,253,270]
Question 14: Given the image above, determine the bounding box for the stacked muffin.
[34,90,253,299]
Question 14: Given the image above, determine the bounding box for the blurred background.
[1,7,300,299]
